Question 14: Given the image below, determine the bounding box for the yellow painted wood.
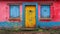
[25,5,36,28]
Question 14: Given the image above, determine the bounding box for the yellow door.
[25,5,36,28]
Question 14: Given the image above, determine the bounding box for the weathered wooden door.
[25,5,36,28]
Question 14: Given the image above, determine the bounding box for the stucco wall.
[0,1,60,22]
[0,1,60,28]
[53,2,60,21]
[0,1,22,22]
[0,2,9,22]
[38,2,60,22]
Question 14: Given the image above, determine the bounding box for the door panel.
[25,5,36,28]
[40,5,50,18]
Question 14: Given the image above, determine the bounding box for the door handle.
[29,10,32,12]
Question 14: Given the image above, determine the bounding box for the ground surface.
[0,28,60,34]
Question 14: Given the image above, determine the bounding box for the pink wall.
[0,1,60,22]
[52,2,60,21]
[20,5,22,21]
[0,2,9,22]
[0,1,22,22]
[38,5,40,20]
[38,2,60,22]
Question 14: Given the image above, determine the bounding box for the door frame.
[22,2,38,28]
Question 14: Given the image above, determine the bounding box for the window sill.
[39,18,51,21]
[9,18,21,22]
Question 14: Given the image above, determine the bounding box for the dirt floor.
[0,28,60,34]
[0,31,50,34]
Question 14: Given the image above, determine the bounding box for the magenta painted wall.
[38,5,40,20]
[0,1,60,22]
[0,2,22,22]
[53,2,60,21]
[0,2,9,22]
[38,2,60,22]
[20,5,22,21]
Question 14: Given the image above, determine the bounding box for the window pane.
[10,5,20,18]
[40,5,50,18]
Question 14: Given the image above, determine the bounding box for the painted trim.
[22,2,38,28]
[37,22,60,28]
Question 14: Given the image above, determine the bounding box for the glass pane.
[10,5,20,18]
[40,5,50,18]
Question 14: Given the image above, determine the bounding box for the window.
[40,5,51,21]
[9,5,20,22]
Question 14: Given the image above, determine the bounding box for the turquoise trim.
[38,22,60,28]
[0,22,22,28]
[22,2,38,28]
[0,22,60,28]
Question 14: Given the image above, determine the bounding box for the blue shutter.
[10,5,20,18]
[40,5,50,18]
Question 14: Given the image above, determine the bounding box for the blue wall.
[0,22,60,29]
[0,22,22,29]
[37,22,60,28]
